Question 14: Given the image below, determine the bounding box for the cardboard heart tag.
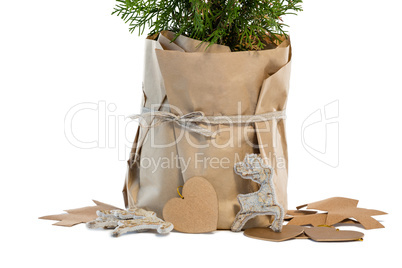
[163,177,218,233]
[244,225,305,242]
[304,227,364,242]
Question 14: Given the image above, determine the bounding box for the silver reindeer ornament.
[231,154,284,232]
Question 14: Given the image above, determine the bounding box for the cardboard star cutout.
[39,200,121,227]
[285,210,317,220]
[293,197,387,229]
[288,213,360,227]
[288,213,328,226]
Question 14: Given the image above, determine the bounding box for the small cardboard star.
[285,209,317,220]
[287,213,327,227]
[288,213,360,227]
[39,200,120,227]
[294,197,387,229]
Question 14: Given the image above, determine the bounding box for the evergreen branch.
[112,0,303,51]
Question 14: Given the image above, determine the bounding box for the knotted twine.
[129,107,286,138]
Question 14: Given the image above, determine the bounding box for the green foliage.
[112,0,302,51]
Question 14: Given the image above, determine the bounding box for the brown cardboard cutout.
[304,227,364,242]
[244,225,304,242]
[285,210,317,220]
[39,200,121,227]
[288,213,362,227]
[338,218,360,225]
[295,197,387,229]
[287,213,328,227]
[163,177,219,233]
[295,232,309,239]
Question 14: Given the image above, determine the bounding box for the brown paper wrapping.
[123,31,291,229]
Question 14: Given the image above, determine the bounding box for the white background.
[1,0,401,267]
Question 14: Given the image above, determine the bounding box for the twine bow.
[129,108,286,139]
[129,110,216,137]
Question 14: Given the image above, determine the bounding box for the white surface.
[0,1,400,267]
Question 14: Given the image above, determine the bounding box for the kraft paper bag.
[123,31,291,229]
[123,32,228,215]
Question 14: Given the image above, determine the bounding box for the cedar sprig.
[112,0,303,51]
